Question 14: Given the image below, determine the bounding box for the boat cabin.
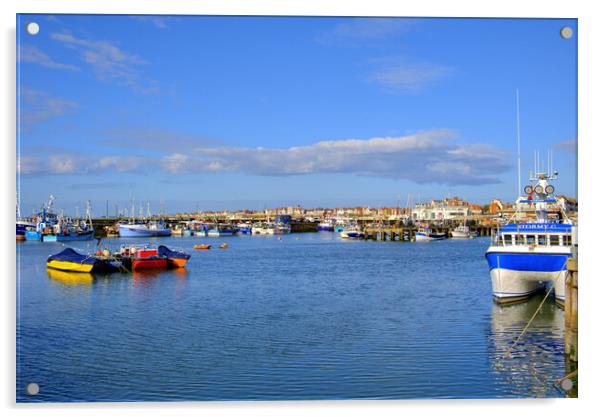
[492,223,572,247]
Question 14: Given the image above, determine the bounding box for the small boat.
[339,224,364,239]
[219,243,229,249]
[47,248,118,273]
[317,219,335,231]
[194,244,212,250]
[206,223,237,237]
[451,224,471,239]
[118,245,168,271]
[158,245,191,268]
[415,226,447,241]
[118,220,172,237]
[236,222,253,234]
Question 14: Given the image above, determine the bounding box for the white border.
[2,1,600,416]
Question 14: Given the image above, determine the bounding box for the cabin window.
[537,235,546,245]
[503,234,512,246]
[516,235,525,245]
[565,235,572,246]
[550,235,560,246]
[526,235,536,245]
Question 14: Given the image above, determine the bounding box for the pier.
[565,258,578,363]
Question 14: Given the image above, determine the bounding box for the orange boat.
[158,245,191,268]
[194,244,212,250]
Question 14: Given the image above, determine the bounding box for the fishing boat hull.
[119,225,172,237]
[415,232,446,241]
[340,230,364,239]
[52,231,95,241]
[485,249,571,303]
[207,230,236,237]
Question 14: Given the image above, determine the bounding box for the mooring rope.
[495,259,568,368]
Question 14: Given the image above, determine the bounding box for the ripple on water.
[17,236,566,401]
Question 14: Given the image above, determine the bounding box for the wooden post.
[565,258,578,363]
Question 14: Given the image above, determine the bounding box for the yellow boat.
[46,259,94,273]
[46,248,106,273]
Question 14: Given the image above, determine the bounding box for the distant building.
[411,197,471,221]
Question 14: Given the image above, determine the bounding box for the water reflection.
[489,295,565,397]
[46,268,94,287]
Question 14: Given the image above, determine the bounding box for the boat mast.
[516,88,522,198]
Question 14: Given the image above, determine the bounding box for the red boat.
[119,246,168,271]
[118,245,190,271]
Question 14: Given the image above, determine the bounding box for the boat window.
[537,235,546,245]
[550,235,560,246]
[516,235,525,245]
[526,235,536,245]
[565,235,572,246]
[503,234,512,245]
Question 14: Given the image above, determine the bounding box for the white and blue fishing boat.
[317,219,335,231]
[25,195,59,241]
[414,224,447,241]
[485,170,575,304]
[206,223,237,237]
[43,201,95,242]
[119,220,172,237]
[339,224,364,239]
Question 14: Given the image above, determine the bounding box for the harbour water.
[16,233,567,402]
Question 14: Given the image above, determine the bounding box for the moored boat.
[194,244,212,250]
[317,219,335,231]
[451,224,471,239]
[158,245,191,268]
[47,248,119,273]
[485,171,575,304]
[339,223,364,239]
[415,225,447,241]
[118,221,172,237]
[118,245,168,271]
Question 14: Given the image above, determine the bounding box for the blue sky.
[16,15,577,216]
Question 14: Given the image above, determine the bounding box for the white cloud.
[19,87,79,126]
[18,130,511,185]
[177,130,510,185]
[131,16,169,29]
[554,139,577,153]
[50,32,158,93]
[19,45,80,71]
[317,18,415,45]
[370,62,454,92]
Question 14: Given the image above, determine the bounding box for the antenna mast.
[516,89,521,197]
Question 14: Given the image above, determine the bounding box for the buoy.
[219,243,228,249]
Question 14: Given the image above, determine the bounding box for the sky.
[16,14,577,216]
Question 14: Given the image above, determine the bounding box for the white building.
[411,198,471,221]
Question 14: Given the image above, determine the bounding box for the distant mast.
[516,89,522,197]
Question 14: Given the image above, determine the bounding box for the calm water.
[16,233,567,402]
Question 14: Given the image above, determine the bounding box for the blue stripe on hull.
[485,252,570,273]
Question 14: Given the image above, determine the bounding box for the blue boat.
[206,223,237,237]
[485,171,575,304]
